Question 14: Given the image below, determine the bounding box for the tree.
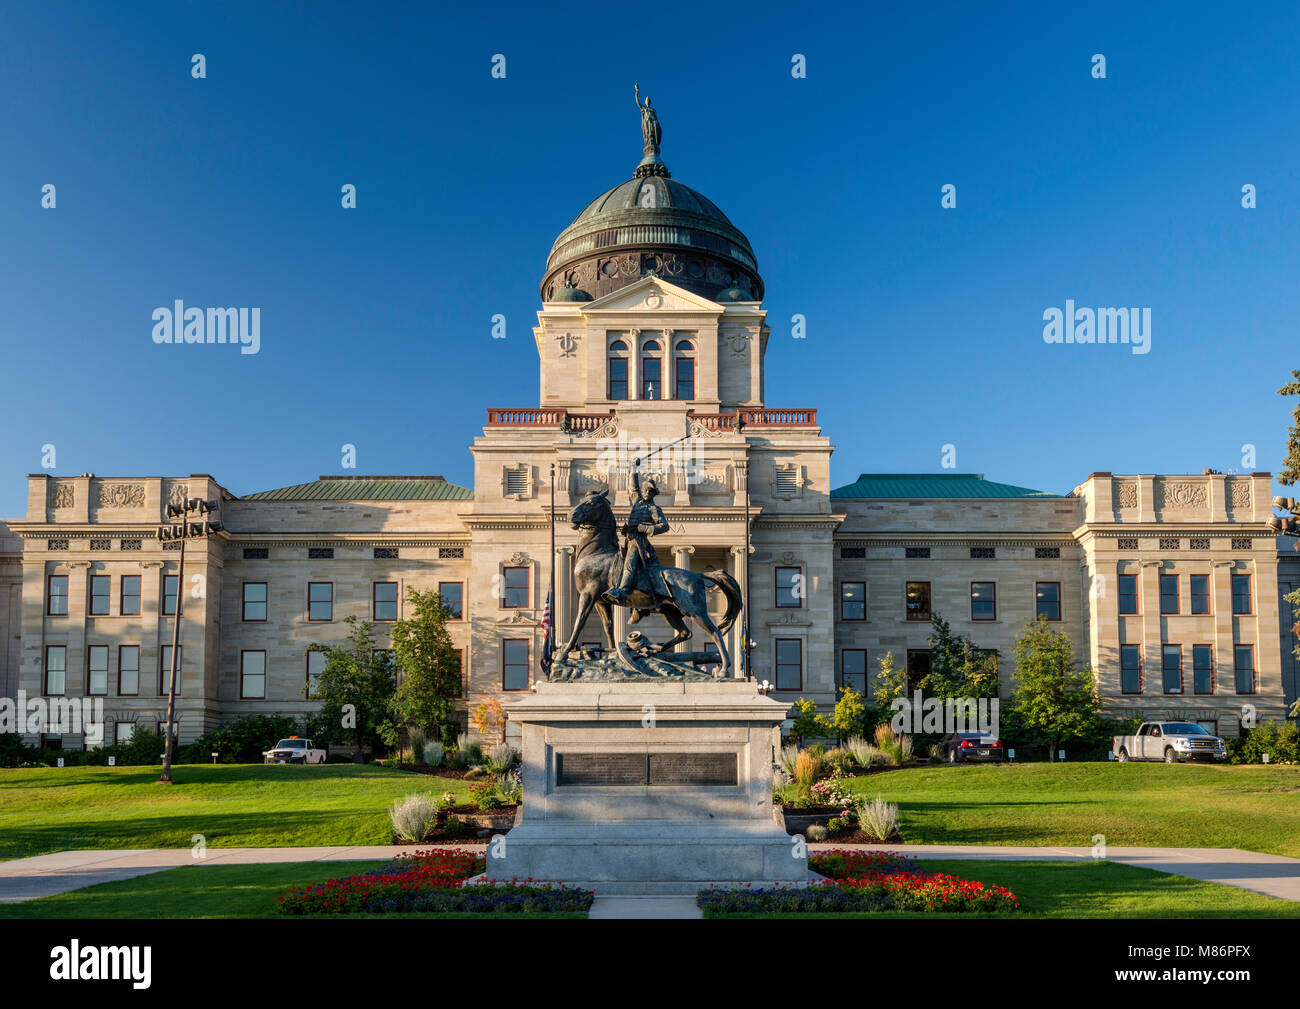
[389,587,463,747]
[1276,369,1300,486]
[308,617,397,755]
[470,690,506,744]
[1008,617,1101,761]
[924,612,999,698]
[826,685,867,742]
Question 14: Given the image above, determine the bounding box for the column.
[671,546,695,654]
[555,546,573,647]
[731,545,750,679]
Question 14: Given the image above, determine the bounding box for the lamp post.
[156,497,222,785]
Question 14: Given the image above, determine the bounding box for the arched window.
[641,340,662,400]
[674,340,695,400]
[608,340,628,400]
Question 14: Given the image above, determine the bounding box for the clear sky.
[2,1,1298,517]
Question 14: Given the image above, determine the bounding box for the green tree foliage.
[389,587,464,747]
[788,698,829,744]
[826,685,867,741]
[1276,369,1300,486]
[308,617,397,754]
[923,612,999,698]
[1008,617,1101,762]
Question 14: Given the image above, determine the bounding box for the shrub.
[793,751,819,794]
[823,748,854,776]
[1230,722,1300,764]
[443,748,465,769]
[496,769,523,804]
[806,824,829,842]
[827,816,849,835]
[470,781,504,810]
[777,743,801,778]
[464,742,484,765]
[442,815,466,838]
[178,714,302,764]
[0,733,26,768]
[390,794,439,842]
[857,795,899,841]
[425,741,445,768]
[409,729,427,765]
[788,698,829,744]
[485,743,518,774]
[873,725,914,767]
[844,736,878,770]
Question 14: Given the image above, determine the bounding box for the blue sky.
[2,1,1298,517]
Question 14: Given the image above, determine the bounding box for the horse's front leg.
[556,591,596,663]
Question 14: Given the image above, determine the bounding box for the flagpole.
[547,462,556,679]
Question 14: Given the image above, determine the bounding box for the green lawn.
[705,859,1300,918]
[847,762,1300,857]
[0,764,476,861]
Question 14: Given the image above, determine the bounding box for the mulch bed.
[819,828,905,845]
[391,764,489,780]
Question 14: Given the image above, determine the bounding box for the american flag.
[540,588,554,673]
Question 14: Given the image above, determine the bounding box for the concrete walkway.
[1,843,1297,913]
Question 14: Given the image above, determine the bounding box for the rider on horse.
[602,467,670,606]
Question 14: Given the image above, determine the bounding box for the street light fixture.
[156,497,222,785]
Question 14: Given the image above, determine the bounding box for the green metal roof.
[830,473,1060,499]
[242,476,473,502]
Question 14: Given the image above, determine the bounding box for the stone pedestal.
[493,680,810,895]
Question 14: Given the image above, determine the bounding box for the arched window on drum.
[608,340,628,401]
[641,340,662,400]
[674,340,695,401]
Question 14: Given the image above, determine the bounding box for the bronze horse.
[555,490,743,678]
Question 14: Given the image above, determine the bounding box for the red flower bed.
[809,849,1020,913]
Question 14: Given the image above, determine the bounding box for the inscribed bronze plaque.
[648,752,738,786]
[556,752,647,786]
[555,752,738,786]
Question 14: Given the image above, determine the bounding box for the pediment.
[580,277,724,315]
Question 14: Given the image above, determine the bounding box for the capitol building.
[0,114,1295,747]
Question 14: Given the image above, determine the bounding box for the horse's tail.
[703,569,743,634]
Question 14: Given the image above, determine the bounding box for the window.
[158,721,178,744]
[373,581,398,621]
[1120,644,1142,694]
[905,650,931,693]
[641,340,662,400]
[240,651,266,699]
[118,575,141,616]
[1117,537,1138,550]
[308,547,334,559]
[905,547,930,559]
[504,467,529,497]
[674,340,695,400]
[242,582,267,621]
[307,651,326,699]
[502,567,529,608]
[89,575,111,615]
[970,547,995,559]
[906,581,931,621]
[114,722,135,745]
[1162,645,1183,694]
[1231,574,1252,614]
[701,642,720,676]
[160,646,182,696]
[1159,574,1179,614]
[840,582,865,621]
[1036,582,1061,621]
[374,547,398,559]
[1193,645,1213,694]
[775,567,802,608]
[1233,645,1255,694]
[244,547,269,559]
[1118,574,1139,615]
[841,649,867,695]
[840,547,866,559]
[45,645,66,695]
[453,649,465,698]
[162,574,178,616]
[88,645,109,695]
[118,646,139,696]
[608,340,628,400]
[1035,547,1060,559]
[970,582,996,621]
[47,574,68,615]
[1190,574,1210,615]
[439,582,463,619]
[502,639,529,690]
[308,582,333,621]
[775,638,802,690]
[1159,538,1179,551]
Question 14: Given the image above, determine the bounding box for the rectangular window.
[775,567,802,608]
[1118,574,1138,615]
[1157,574,1179,615]
[373,581,398,621]
[162,574,178,616]
[502,639,529,691]
[1120,644,1142,694]
[1036,582,1061,621]
[114,722,135,745]
[240,650,266,699]
[453,649,465,698]
[906,581,931,621]
[841,649,867,695]
[87,645,109,695]
[119,575,141,616]
[970,581,996,621]
[608,358,628,400]
[905,650,931,693]
[1233,645,1255,694]
[118,645,140,696]
[308,582,333,621]
[160,646,182,696]
[439,582,464,619]
[641,356,661,400]
[675,357,695,400]
[502,567,529,608]
[1162,644,1183,694]
[1231,574,1252,615]
[839,581,865,621]
[47,574,69,615]
[775,638,802,690]
[45,645,66,695]
[307,651,326,699]
[1189,574,1210,615]
[1192,644,1213,694]
[242,582,267,621]
[89,574,111,616]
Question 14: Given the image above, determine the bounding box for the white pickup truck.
[262,737,327,764]
[1113,722,1227,763]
